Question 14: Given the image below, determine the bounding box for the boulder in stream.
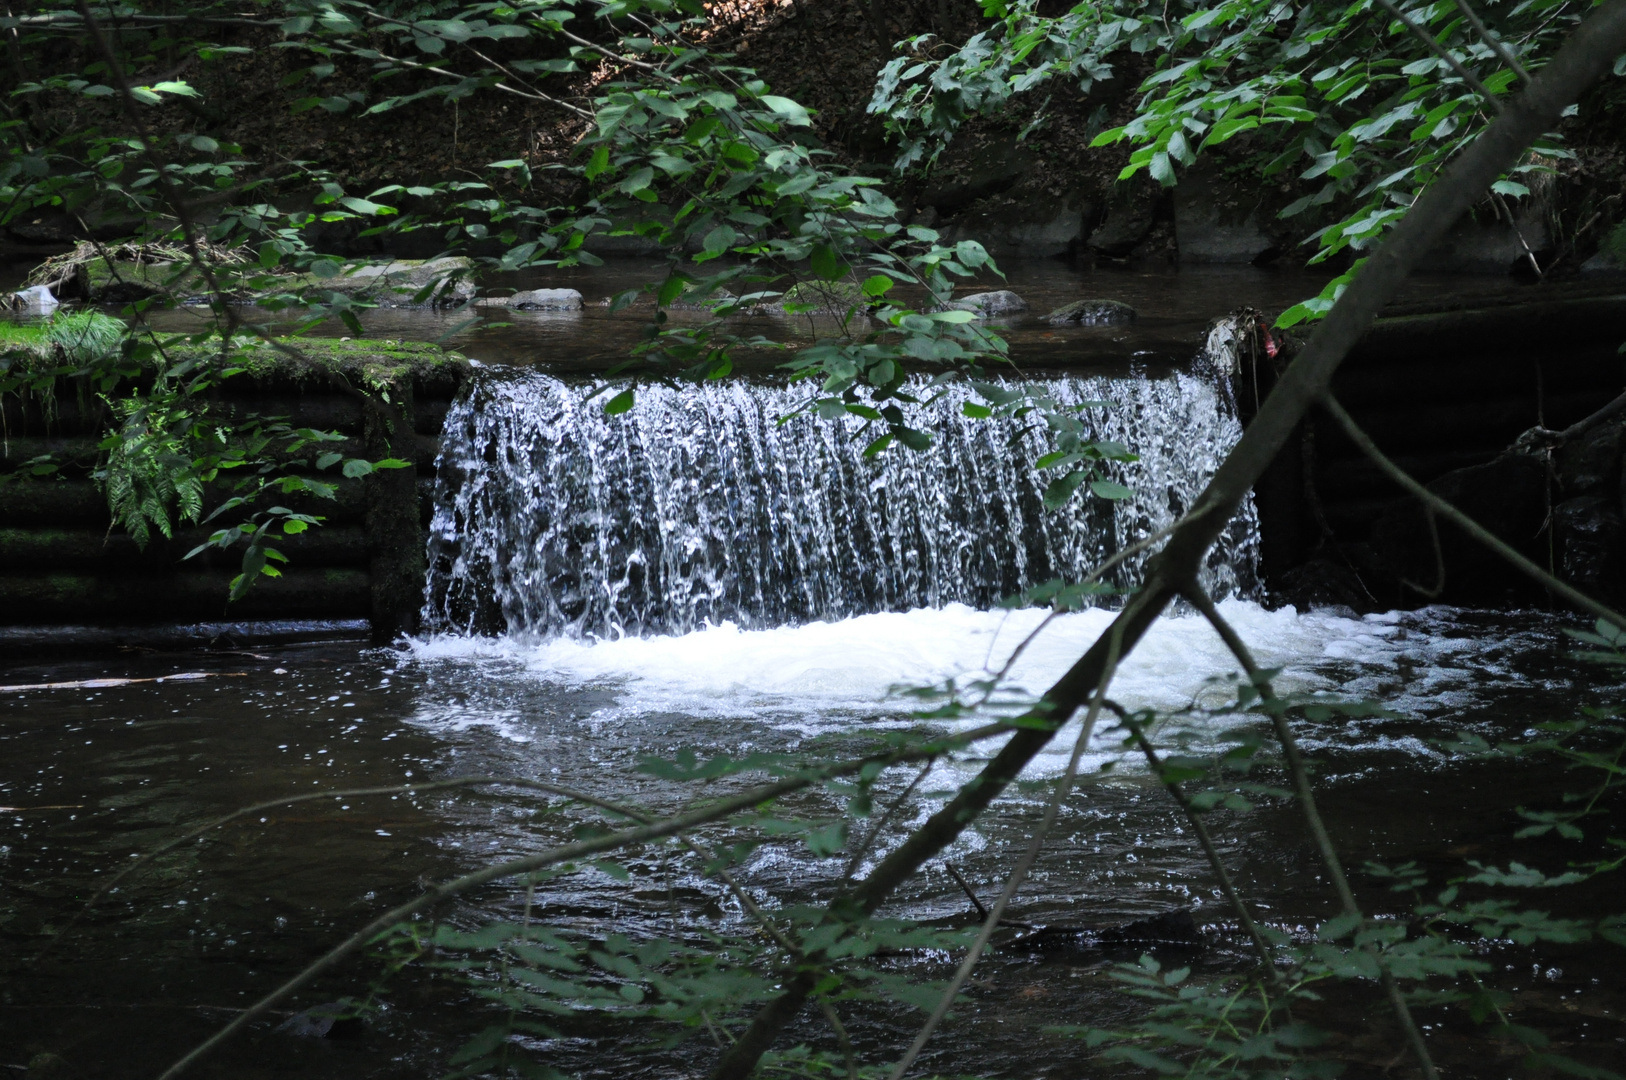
[1555,495,1626,602]
[948,290,1028,318]
[9,284,59,314]
[484,287,585,311]
[1045,298,1137,326]
[326,256,475,308]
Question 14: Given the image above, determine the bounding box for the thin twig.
[844,758,934,881]
[1099,696,1285,992]
[1184,586,1440,1080]
[885,625,1125,1080]
[1452,0,1532,83]
[1374,0,1503,111]
[158,722,1016,1079]
[1322,395,1626,628]
[817,999,860,1080]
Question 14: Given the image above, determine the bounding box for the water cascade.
[423,371,1260,639]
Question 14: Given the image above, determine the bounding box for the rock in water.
[10,284,59,314]
[1096,909,1203,949]
[1045,299,1137,326]
[330,256,475,307]
[277,1000,364,1038]
[950,290,1028,318]
[507,287,585,311]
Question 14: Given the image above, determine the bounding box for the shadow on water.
[3,261,1622,1076]
[136,258,1475,376]
[3,605,1624,1078]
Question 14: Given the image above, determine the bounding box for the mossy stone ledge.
[1,335,472,643]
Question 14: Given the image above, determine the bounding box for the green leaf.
[757,94,812,126]
[1149,150,1175,186]
[861,274,894,297]
[810,243,843,282]
[1089,479,1133,500]
[341,459,374,478]
[585,144,611,180]
[604,389,635,415]
[657,274,689,307]
[701,224,737,258]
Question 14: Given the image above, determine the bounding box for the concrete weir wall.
[1240,285,1626,609]
[0,340,469,644]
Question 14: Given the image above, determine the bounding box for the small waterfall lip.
[421,368,1261,641]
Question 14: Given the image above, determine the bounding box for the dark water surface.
[129,257,1478,375]
[4,259,1622,1076]
[3,604,1623,1078]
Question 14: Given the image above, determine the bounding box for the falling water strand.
[422,372,1260,639]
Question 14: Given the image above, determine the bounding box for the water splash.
[422,372,1259,638]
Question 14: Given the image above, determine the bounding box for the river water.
[2,261,1622,1077]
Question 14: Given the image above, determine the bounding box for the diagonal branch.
[1374,0,1502,112]
[1321,395,1626,628]
[1184,585,1439,1080]
[709,5,1626,1074]
[1453,0,1533,84]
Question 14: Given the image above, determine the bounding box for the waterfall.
[422,371,1260,639]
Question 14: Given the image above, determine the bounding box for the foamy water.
[404,600,1553,772]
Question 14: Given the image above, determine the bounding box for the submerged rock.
[1013,909,1205,958]
[1045,298,1137,326]
[484,287,584,311]
[327,256,475,308]
[10,284,59,314]
[277,1000,365,1039]
[949,290,1028,317]
[1555,495,1626,602]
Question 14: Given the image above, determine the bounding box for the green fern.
[99,396,203,549]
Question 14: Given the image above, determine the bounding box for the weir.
[422,371,1261,639]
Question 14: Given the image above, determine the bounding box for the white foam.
[407,599,1427,729]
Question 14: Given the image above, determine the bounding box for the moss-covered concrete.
[172,335,470,397]
[0,568,371,623]
[2,335,466,638]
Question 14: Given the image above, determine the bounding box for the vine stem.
[1100,697,1286,993]
[885,624,1124,1080]
[155,722,1016,1079]
[1321,395,1626,629]
[1183,585,1440,1080]
[713,8,1626,1072]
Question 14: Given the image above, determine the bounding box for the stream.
[2,260,1622,1078]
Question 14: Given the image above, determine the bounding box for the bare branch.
[1374,0,1503,112]
[1100,697,1286,991]
[1321,395,1626,628]
[1453,0,1533,84]
[711,8,1626,1071]
[1184,585,1439,1080]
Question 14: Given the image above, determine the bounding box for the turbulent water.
[423,371,1260,638]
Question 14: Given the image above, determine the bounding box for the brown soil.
[5,0,1623,268]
